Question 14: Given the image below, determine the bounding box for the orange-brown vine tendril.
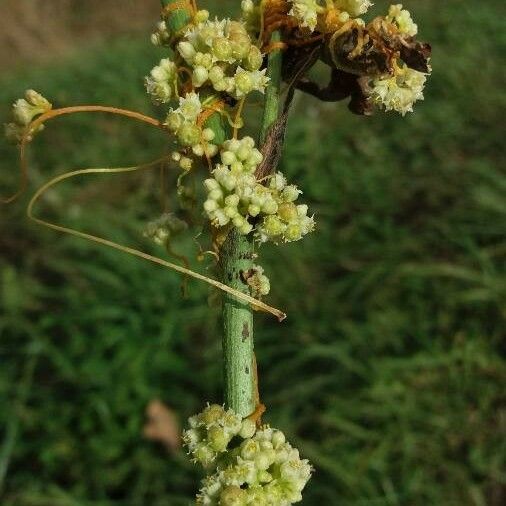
[197,100,226,128]
[2,102,286,320]
[1,105,163,204]
[26,163,286,321]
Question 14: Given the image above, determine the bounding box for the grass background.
[0,0,505,504]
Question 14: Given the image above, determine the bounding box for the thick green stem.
[221,230,255,416]
[159,0,283,417]
[260,32,283,143]
[221,33,283,417]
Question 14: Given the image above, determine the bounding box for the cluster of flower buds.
[183,404,257,468]
[150,20,171,47]
[145,58,178,104]
[4,90,52,144]
[143,213,188,246]
[367,63,427,116]
[177,16,268,99]
[164,92,219,158]
[385,3,418,36]
[184,405,312,505]
[204,137,315,243]
[288,0,372,31]
[251,1,431,116]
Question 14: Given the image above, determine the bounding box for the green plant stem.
[159,0,283,416]
[221,32,283,417]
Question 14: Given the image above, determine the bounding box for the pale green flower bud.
[221,150,236,165]
[209,65,225,83]
[180,157,193,171]
[282,185,302,202]
[236,143,251,161]
[234,69,254,96]
[178,123,201,146]
[208,426,231,452]
[208,188,223,200]
[225,194,240,207]
[231,160,244,173]
[284,223,303,242]
[220,485,247,506]
[263,215,285,237]
[192,144,205,157]
[334,0,373,17]
[230,34,251,60]
[239,418,256,439]
[13,99,39,125]
[225,206,239,218]
[201,404,225,427]
[262,200,278,215]
[25,89,51,109]
[204,199,219,212]
[277,202,299,222]
[212,37,233,61]
[205,144,218,157]
[254,452,272,471]
[240,439,260,460]
[178,92,202,121]
[164,112,182,132]
[239,222,253,235]
[271,430,286,448]
[178,41,197,62]
[241,0,255,14]
[204,178,220,191]
[193,442,215,466]
[192,66,209,87]
[202,128,215,142]
[257,470,273,484]
[194,9,210,23]
[243,45,263,71]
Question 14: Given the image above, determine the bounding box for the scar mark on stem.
[245,366,250,374]
[242,322,250,342]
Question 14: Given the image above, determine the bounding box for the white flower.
[368,64,428,115]
[177,92,202,122]
[145,58,177,104]
[334,0,373,18]
[386,4,418,36]
[288,0,321,31]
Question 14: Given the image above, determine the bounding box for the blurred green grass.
[0,0,505,505]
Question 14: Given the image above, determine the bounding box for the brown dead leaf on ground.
[143,400,181,452]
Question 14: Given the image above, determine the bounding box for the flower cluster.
[367,63,427,116]
[143,213,188,246]
[386,3,418,37]
[334,0,373,18]
[145,57,178,104]
[4,90,52,144]
[150,20,171,47]
[288,0,322,31]
[183,404,257,468]
[164,92,219,158]
[203,138,315,243]
[184,405,312,505]
[288,0,372,32]
[177,17,268,99]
